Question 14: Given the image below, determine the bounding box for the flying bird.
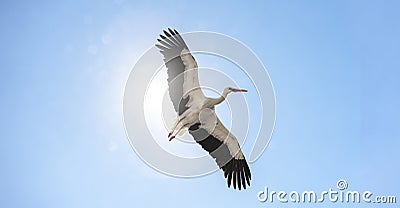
[156,28,251,190]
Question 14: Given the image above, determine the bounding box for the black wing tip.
[166,27,179,33]
[163,28,176,36]
[158,28,185,49]
[163,30,171,37]
[168,28,176,35]
[223,158,251,190]
[161,28,180,37]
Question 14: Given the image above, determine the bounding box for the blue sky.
[1,0,399,207]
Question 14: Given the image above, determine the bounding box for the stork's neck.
[208,89,230,107]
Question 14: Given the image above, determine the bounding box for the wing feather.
[156,28,205,115]
[188,111,251,190]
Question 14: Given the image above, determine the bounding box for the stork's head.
[228,87,248,93]
[223,87,248,97]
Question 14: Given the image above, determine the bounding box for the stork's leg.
[168,116,185,138]
[168,122,188,141]
[168,121,182,141]
[168,121,179,137]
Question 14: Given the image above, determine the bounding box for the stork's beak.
[231,88,248,93]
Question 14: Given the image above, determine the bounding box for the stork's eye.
[228,87,232,90]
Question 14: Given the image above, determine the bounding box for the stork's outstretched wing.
[188,109,251,190]
[156,28,205,115]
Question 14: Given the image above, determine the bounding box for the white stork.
[156,28,251,190]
